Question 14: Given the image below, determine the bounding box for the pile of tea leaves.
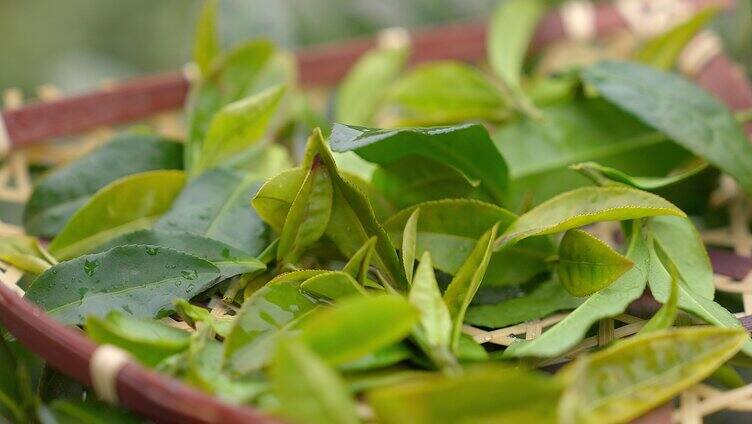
[4,1,752,423]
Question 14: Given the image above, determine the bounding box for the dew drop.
[145,246,160,256]
[181,269,198,280]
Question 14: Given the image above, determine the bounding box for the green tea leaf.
[0,235,53,275]
[193,0,219,76]
[636,7,718,70]
[496,186,685,249]
[0,329,40,423]
[558,327,747,424]
[444,223,498,352]
[386,62,507,125]
[277,155,333,264]
[487,0,544,115]
[582,61,752,195]
[336,43,409,125]
[193,84,286,175]
[505,220,650,358]
[272,339,359,424]
[85,311,190,366]
[155,168,269,255]
[48,170,186,260]
[339,343,413,373]
[49,399,144,424]
[409,252,452,352]
[368,366,561,424]
[557,229,633,297]
[300,271,366,301]
[401,208,420,283]
[466,279,583,328]
[300,295,418,366]
[224,274,319,374]
[384,199,552,287]
[330,123,508,204]
[303,129,407,290]
[94,229,265,280]
[24,133,183,238]
[25,245,221,325]
[638,266,678,334]
[571,159,708,190]
[252,167,305,233]
[341,236,377,285]
[174,299,233,337]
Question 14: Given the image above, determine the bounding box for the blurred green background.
[0,0,749,94]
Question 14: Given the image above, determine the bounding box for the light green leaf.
[252,167,305,233]
[23,133,183,238]
[558,327,747,424]
[48,170,186,260]
[582,61,752,196]
[496,186,685,249]
[466,279,583,329]
[0,235,53,275]
[277,155,333,264]
[557,229,633,297]
[300,295,418,366]
[410,252,452,353]
[330,123,508,204]
[272,339,359,424]
[401,207,420,283]
[384,199,552,288]
[341,236,377,285]
[386,61,507,125]
[336,43,409,125]
[638,266,678,335]
[505,220,650,358]
[444,223,498,352]
[571,159,708,190]
[194,84,286,175]
[174,299,234,338]
[636,7,719,70]
[300,271,366,301]
[224,272,320,374]
[93,229,265,280]
[25,245,221,325]
[193,0,220,76]
[368,365,561,424]
[155,168,269,255]
[85,311,190,367]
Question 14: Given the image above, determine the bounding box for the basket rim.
[0,1,748,423]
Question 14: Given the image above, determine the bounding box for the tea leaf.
[336,43,409,125]
[0,235,53,275]
[252,167,305,233]
[487,0,544,115]
[558,327,747,424]
[272,339,359,424]
[638,264,678,334]
[636,7,718,70]
[48,170,186,260]
[582,61,752,195]
[300,295,418,366]
[505,220,650,358]
[25,245,221,325]
[277,155,333,264]
[341,236,377,285]
[368,366,561,424]
[155,168,269,255]
[387,62,507,125]
[339,343,413,373]
[409,252,452,353]
[466,279,583,328]
[496,186,685,249]
[329,123,508,204]
[444,223,498,352]
[49,399,144,424]
[571,159,707,190]
[85,311,190,366]
[304,129,407,290]
[401,208,420,283]
[224,275,319,374]
[557,229,633,297]
[193,0,219,76]
[0,329,41,423]
[194,84,286,175]
[174,299,233,337]
[93,229,265,280]
[300,271,366,301]
[385,200,551,287]
[24,133,183,238]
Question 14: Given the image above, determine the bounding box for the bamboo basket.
[1,0,752,422]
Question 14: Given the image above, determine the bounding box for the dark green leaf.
[50,399,144,424]
[25,245,221,325]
